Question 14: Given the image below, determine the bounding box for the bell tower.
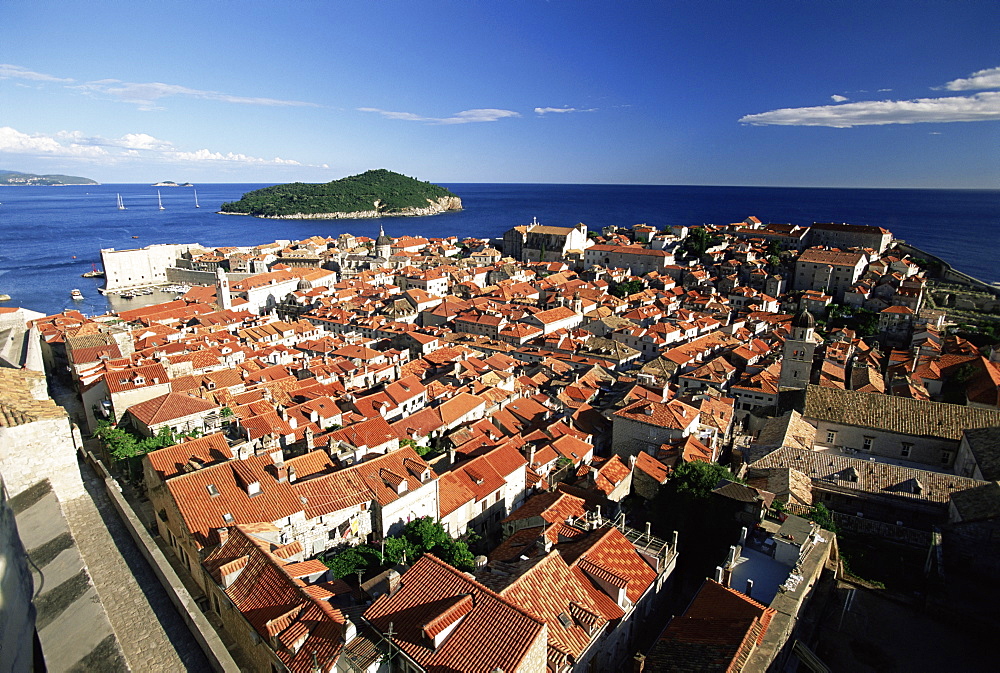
[216,266,232,310]
[779,309,816,389]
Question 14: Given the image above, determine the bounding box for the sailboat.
[158,191,165,210]
[117,193,126,210]
[194,189,200,208]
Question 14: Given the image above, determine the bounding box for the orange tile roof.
[146,433,233,480]
[166,454,305,548]
[364,554,545,673]
[124,391,218,425]
[203,526,345,672]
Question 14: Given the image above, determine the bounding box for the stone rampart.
[895,241,1000,299]
[82,450,240,673]
[101,243,197,292]
[0,473,36,673]
[166,267,251,287]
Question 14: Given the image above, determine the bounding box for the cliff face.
[253,195,463,220]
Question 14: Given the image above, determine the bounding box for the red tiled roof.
[125,391,217,425]
[364,554,545,673]
[146,433,232,480]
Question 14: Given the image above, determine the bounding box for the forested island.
[219,169,462,219]
[0,170,99,186]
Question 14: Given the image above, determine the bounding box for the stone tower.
[216,266,232,310]
[375,225,392,259]
[779,309,817,390]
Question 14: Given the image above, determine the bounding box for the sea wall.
[165,267,251,287]
[101,243,198,292]
[895,241,1000,299]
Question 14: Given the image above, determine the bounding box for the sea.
[0,182,997,318]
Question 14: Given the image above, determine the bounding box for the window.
[862,436,874,452]
[901,443,912,457]
[941,451,952,464]
[826,431,837,444]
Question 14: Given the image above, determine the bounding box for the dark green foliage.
[680,227,723,256]
[220,169,458,217]
[611,279,644,298]
[321,516,476,579]
[805,503,838,533]
[400,437,431,457]
[671,460,740,499]
[323,546,382,579]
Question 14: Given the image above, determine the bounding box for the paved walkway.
[62,458,211,672]
[12,480,127,672]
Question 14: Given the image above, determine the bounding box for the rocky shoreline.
[219,195,462,220]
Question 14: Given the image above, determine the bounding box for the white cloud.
[358,107,520,124]
[739,92,1000,127]
[0,64,73,83]
[0,126,107,157]
[534,106,598,115]
[830,95,849,103]
[72,79,319,109]
[941,66,1000,91]
[0,125,316,167]
[170,148,302,165]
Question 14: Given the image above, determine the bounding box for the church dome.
[792,308,815,329]
[297,278,313,291]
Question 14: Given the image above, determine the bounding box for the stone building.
[802,385,1000,470]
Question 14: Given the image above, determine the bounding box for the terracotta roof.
[645,579,775,672]
[202,526,345,672]
[125,391,218,425]
[166,454,306,548]
[615,398,700,430]
[364,554,545,673]
[146,433,233,480]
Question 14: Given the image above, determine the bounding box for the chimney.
[713,566,724,583]
[277,465,288,483]
[739,526,748,545]
[726,545,738,567]
[745,579,754,598]
[672,530,679,552]
[216,527,229,546]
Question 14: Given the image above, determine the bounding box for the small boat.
[70,289,84,300]
[132,235,139,239]
[82,263,105,278]
[158,190,165,210]
[117,193,126,210]
[120,292,135,300]
[194,189,200,208]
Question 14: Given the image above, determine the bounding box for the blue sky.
[2,0,998,187]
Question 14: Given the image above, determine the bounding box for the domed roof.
[297,278,313,291]
[375,224,392,247]
[792,308,815,329]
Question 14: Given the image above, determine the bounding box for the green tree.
[402,516,450,553]
[323,546,381,579]
[670,460,740,499]
[433,536,476,571]
[680,227,723,257]
[805,503,838,533]
[611,279,644,298]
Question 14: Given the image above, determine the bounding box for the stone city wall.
[101,243,197,292]
[0,473,37,673]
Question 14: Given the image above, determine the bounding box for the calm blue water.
[0,182,996,317]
